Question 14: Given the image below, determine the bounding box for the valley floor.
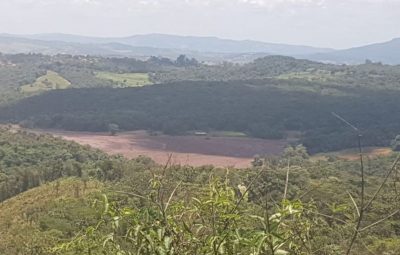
[34,130,288,168]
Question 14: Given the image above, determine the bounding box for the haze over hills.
[0,34,189,60]
[1,33,400,64]
[309,38,400,65]
[0,33,331,62]
[23,33,334,55]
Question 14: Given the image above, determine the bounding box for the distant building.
[194,131,208,136]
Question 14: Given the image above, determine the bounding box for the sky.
[0,0,399,49]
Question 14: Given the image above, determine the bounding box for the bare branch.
[360,210,400,232]
[363,153,400,211]
[113,191,147,200]
[347,191,360,217]
[164,181,182,213]
[331,112,365,255]
[346,132,365,255]
[332,112,359,132]
[306,210,349,225]
[283,159,290,201]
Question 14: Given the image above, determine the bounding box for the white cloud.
[238,0,325,7]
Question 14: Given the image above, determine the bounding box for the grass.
[273,70,352,96]
[21,70,71,93]
[312,147,393,161]
[276,69,347,82]
[95,71,153,87]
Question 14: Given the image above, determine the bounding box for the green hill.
[21,70,71,93]
[0,178,103,255]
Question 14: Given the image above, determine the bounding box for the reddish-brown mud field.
[38,130,288,168]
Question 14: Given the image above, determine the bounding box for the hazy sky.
[0,0,399,49]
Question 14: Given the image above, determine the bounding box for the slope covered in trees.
[2,80,400,153]
[0,178,103,254]
[0,127,128,202]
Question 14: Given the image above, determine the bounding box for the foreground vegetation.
[0,178,103,254]
[0,128,399,254]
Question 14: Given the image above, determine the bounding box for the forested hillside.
[0,127,128,202]
[1,80,400,153]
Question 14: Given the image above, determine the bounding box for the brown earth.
[312,147,393,161]
[37,130,288,168]
[336,147,393,160]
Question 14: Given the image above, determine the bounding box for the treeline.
[0,53,198,103]
[2,80,400,153]
[154,55,400,90]
[3,53,400,98]
[0,128,129,202]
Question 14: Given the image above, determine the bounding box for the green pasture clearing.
[21,70,71,93]
[95,72,152,87]
[276,69,347,82]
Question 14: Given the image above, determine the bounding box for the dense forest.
[1,80,400,153]
[0,127,127,202]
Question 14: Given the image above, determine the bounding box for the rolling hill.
[309,38,400,65]
[4,33,400,64]
[3,33,400,64]
[0,35,181,59]
[26,33,334,55]
[0,33,333,62]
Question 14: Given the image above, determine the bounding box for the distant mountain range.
[308,38,400,65]
[0,33,332,63]
[0,33,399,64]
[15,33,334,55]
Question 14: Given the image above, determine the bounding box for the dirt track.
[43,130,288,168]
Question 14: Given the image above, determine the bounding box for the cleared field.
[209,131,248,137]
[21,70,71,93]
[312,147,393,161]
[276,69,346,82]
[95,71,152,87]
[39,130,288,168]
